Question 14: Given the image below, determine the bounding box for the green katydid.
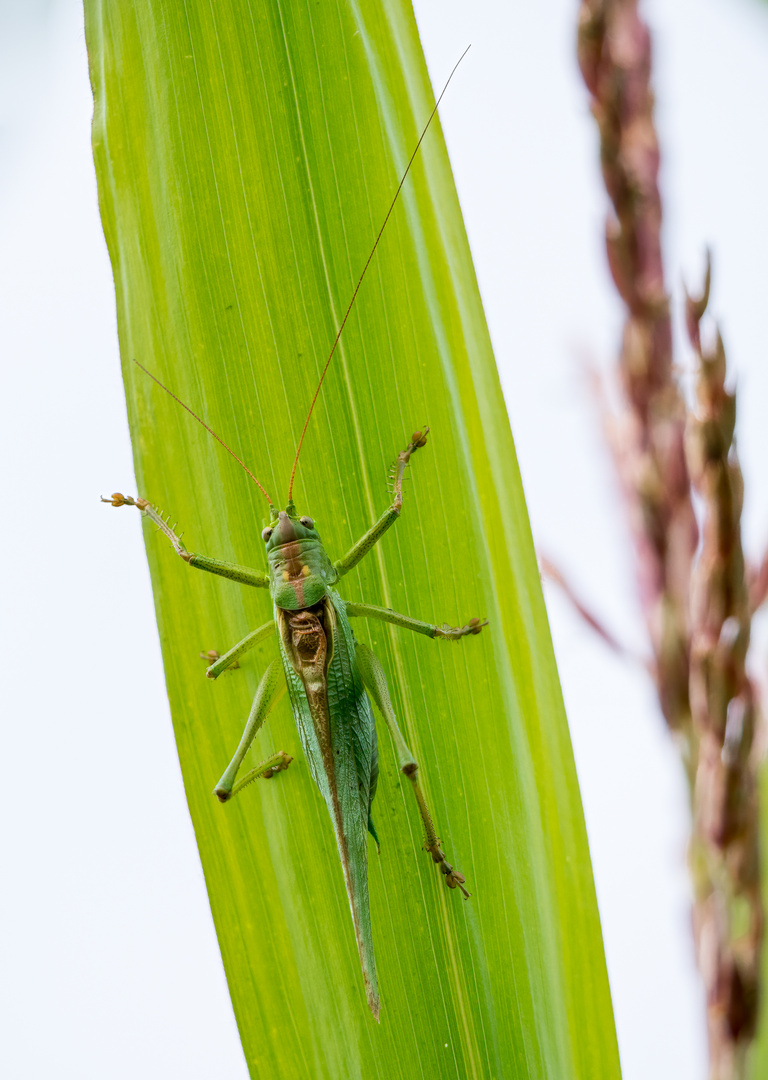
[103,51,485,1020]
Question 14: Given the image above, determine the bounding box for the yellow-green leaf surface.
[85,2,620,1076]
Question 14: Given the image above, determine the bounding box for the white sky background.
[1,1,767,1077]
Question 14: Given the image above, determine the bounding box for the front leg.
[333,429,428,578]
[102,494,269,588]
[356,642,470,898]
[347,602,487,641]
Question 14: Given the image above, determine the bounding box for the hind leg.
[355,642,470,898]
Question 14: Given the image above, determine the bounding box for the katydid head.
[262,505,334,610]
[262,505,318,548]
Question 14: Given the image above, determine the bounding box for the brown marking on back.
[281,540,306,607]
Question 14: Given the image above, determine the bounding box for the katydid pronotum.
[103,51,485,1020]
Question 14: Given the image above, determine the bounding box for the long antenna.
[287,45,471,501]
[133,359,275,507]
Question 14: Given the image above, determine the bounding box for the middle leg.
[214,660,290,802]
[347,601,486,641]
[204,619,276,680]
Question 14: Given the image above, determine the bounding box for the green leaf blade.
[85,1,621,1076]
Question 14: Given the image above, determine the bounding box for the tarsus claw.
[425,839,471,898]
[101,493,148,510]
[441,862,471,898]
[436,618,489,641]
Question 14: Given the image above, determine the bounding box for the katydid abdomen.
[277,590,380,1017]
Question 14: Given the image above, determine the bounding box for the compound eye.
[300,516,314,530]
[262,527,273,543]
